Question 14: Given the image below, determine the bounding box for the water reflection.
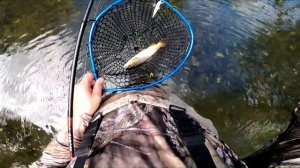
[0,0,75,54]
[0,0,79,167]
[242,23,300,108]
[171,0,300,156]
[0,27,76,131]
[0,0,299,166]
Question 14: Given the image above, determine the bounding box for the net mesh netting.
[90,0,191,89]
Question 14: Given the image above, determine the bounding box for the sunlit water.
[0,0,299,167]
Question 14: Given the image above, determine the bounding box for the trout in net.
[88,0,194,91]
[123,39,167,69]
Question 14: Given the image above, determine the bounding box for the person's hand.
[73,72,104,117]
[55,73,103,148]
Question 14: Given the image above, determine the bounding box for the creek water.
[0,0,299,167]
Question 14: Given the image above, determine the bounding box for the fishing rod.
[68,0,94,158]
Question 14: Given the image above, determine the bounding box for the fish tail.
[157,39,166,48]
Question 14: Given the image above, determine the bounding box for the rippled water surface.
[0,0,299,167]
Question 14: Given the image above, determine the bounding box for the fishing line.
[94,0,102,18]
[110,141,152,156]
[83,44,88,73]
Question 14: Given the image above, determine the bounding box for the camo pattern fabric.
[33,86,248,168]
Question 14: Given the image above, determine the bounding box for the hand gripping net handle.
[89,0,194,92]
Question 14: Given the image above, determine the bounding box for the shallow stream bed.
[0,0,299,167]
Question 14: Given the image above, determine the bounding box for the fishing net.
[89,0,193,91]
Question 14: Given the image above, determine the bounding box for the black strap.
[169,105,216,168]
[73,116,102,168]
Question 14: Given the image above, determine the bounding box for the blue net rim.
[88,0,194,92]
